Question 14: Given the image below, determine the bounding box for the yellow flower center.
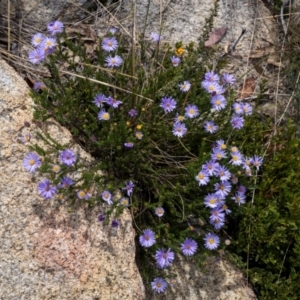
[52,165,60,172]
[189,109,194,115]
[78,191,85,198]
[208,238,214,244]
[29,159,35,165]
[175,47,184,56]
[121,198,128,205]
[103,113,110,120]
[198,174,204,179]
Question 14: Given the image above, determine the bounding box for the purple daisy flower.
[155,248,175,268]
[222,73,235,85]
[149,32,161,42]
[251,155,263,170]
[23,152,41,173]
[215,139,227,151]
[28,48,46,64]
[160,96,177,113]
[58,176,74,188]
[47,20,64,35]
[93,94,107,107]
[179,81,191,92]
[232,102,244,115]
[139,229,156,247]
[170,56,180,67]
[155,207,165,217]
[97,213,106,222]
[105,55,123,68]
[238,185,247,194]
[210,217,226,230]
[102,37,118,52]
[181,238,198,256]
[211,94,227,111]
[231,115,244,129]
[77,190,92,200]
[98,109,110,121]
[33,81,46,91]
[195,170,210,186]
[211,148,227,161]
[174,114,185,123]
[218,202,232,214]
[20,132,31,144]
[214,165,231,181]
[31,33,44,47]
[106,96,123,108]
[41,37,57,52]
[122,181,134,196]
[59,149,77,166]
[210,207,225,222]
[204,121,218,134]
[231,174,239,184]
[204,193,220,208]
[242,156,252,170]
[242,103,253,115]
[204,233,220,250]
[108,27,119,35]
[111,220,120,228]
[172,122,187,138]
[124,142,134,148]
[201,81,224,94]
[230,146,239,153]
[102,190,113,205]
[202,160,220,176]
[230,151,243,166]
[204,71,220,82]
[151,278,167,293]
[128,109,138,117]
[185,104,199,118]
[38,179,57,199]
[231,192,246,205]
[214,181,232,198]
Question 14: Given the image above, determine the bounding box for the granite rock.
[0,57,145,300]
